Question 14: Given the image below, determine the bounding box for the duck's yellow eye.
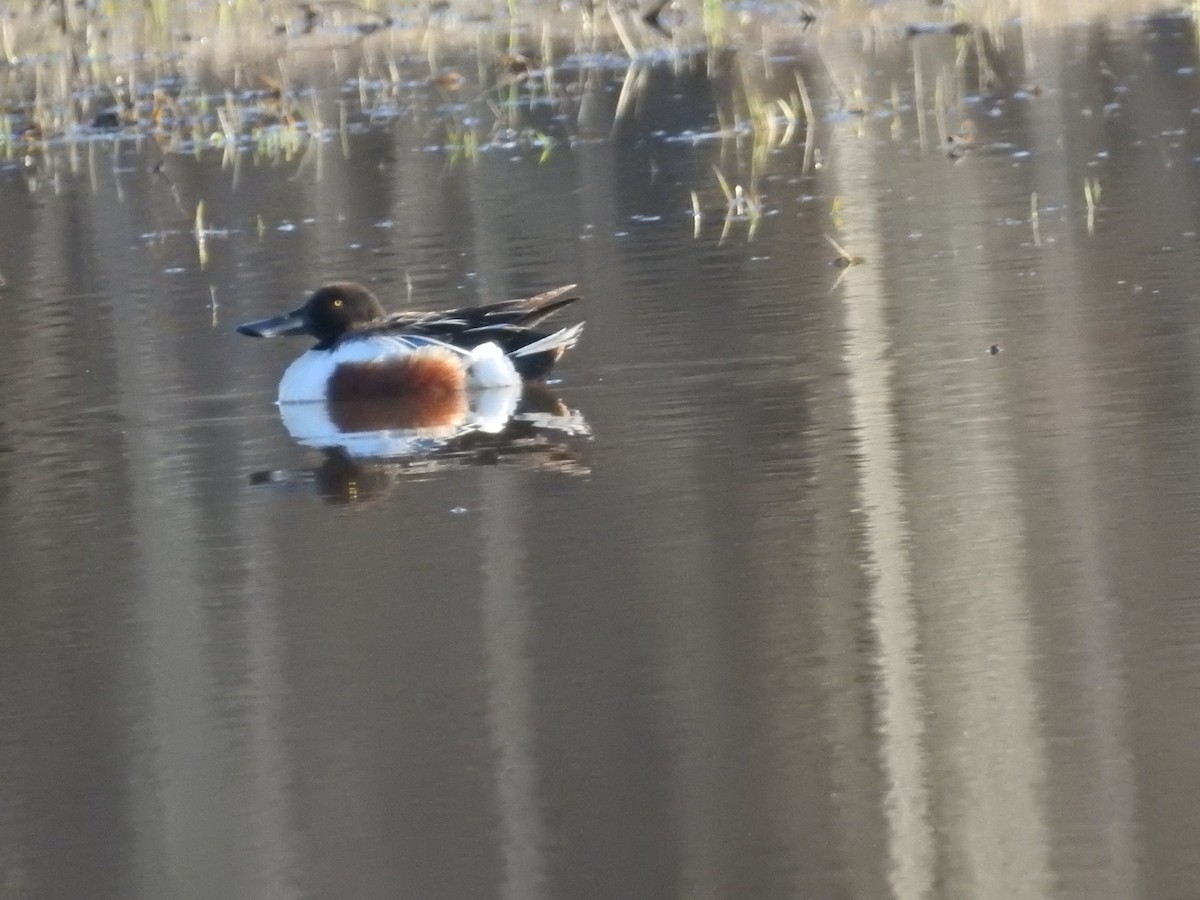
[332,298,343,307]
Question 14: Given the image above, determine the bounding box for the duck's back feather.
[359,285,580,342]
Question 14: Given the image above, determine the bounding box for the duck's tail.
[466,342,523,388]
[508,322,585,380]
[465,321,584,386]
[509,322,585,359]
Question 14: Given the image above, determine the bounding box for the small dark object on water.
[499,51,537,75]
[907,21,971,37]
[641,0,672,37]
[988,344,1002,355]
[356,18,393,35]
[300,3,320,33]
[91,100,134,130]
[825,234,864,268]
[432,71,467,92]
[947,119,977,160]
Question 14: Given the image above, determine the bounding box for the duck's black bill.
[236,308,307,338]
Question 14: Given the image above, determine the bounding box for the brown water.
[3,14,1200,900]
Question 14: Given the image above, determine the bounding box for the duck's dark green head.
[237,283,386,349]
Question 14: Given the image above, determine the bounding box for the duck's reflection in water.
[250,384,589,503]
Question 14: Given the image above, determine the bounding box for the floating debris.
[90,100,136,130]
[1030,192,1041,248]
[641,0,673,38]
[907,22,971,37]
[1084,176,1102,236]
[431,71,468,92]
[825,233,865,268]
[947,119,978,160]
[194,200,209,270]
[498,51,537,76]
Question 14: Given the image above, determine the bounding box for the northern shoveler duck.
[237,282,584,404]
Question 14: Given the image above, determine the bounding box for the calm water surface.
[3,15,1200,900]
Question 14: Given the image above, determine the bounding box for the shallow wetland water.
[2,4,1200,898]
